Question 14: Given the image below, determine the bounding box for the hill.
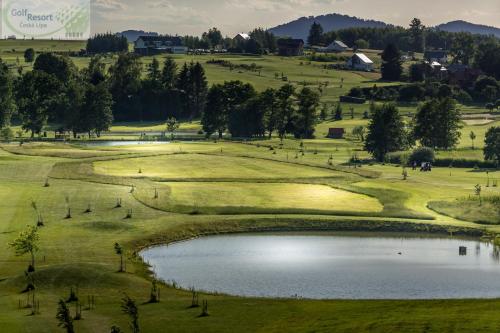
[117,30,159,42]
[436,20,500,38]
[268,13,388,42]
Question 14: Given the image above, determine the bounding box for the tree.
[319,103,329,120]
[81,82,114,137]
[409,18,425,53]
[161,57,178,90]
[147,58,161,85]
[334,103,343,121]
[203,27,223,48]
[114,243,124,272]
[484,127,500,163]
[9,225,39,271]
[191,62,208,120]
[381,43,402,81]
[0,59,16,129]
[450,32,475,65]
[275,84,295,141]
[413,98,462,149]
[202,84,227,138]
[470,131,476,150]
[84,56,106,85]
[365,103,407,161]
[354,39,369,50]
[16,71,63,136]
[121,295,140,333]
[166,117,180,140]
[293,87,320,139]
[307,22,324,46]
[33,53,77,83]
[352,126,366,141]
[474,39,500,80]
[56,299,74,333]
[409,64,425,82]
[24,48,35,63]
[260,88,279,138]
[108,53,143,121]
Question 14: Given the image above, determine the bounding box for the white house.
[346,53,374,71]
[134,36,187,55]
[321,40,349,53]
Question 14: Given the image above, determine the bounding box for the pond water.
[78,141,172,147]
[140,233,500,299]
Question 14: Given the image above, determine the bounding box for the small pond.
[140,233,500,299]
[78,141,172,147]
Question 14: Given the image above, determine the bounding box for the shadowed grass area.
[429,196,500,225]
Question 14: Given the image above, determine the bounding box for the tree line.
[202,82,320,139]
[364,97,499,165]
[86,33,129,54]
[0,53,209,137]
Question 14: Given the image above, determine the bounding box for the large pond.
[140,233,500,299]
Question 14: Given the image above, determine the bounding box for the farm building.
[277,39,304,56]
[233,33,250,44]
[346,53,374,71]
[321,40,349,53]
[134,36,188,55]
[327,128,345,139]
[424,50,448,64]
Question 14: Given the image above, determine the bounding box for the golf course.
[1,38,500,333]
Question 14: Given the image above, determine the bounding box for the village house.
[327,128,345,139]
[233,33,250,44]
[424,50,448,64]
[134,36,188,56]
[447,63,482,88]
[346,53,374,71]
[277,39,304,56]
[320,40,349,53]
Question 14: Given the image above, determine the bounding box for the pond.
[140,233,500,300]
[78,141,172,147]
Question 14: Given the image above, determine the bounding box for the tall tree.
[365,103,407,161]
[203,27,223,48]
[202,84,227,138]
[85,56,107,85]
[409,18,425,53]
[484,127,500,164]
[381,43,403,81]
[293,87,320,139]
[413,98,462,150]
[82,82,114,137]
[260,88,279,138]
[307,22,324,46]
[450,32,475,65]
[0,59,15,129]
[191,62,208,120]
[275,84,296,141]
[161,56,178,90]
[108,53,143,121]
[16,71,63,137]
[474,39,500,80]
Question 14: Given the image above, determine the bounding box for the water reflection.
[141,233,500,299]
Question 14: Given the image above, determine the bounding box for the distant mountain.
[436,20,500,38]
[268,13,388,42]
[117,30,159,43]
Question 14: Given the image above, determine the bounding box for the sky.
[92,0,500,36]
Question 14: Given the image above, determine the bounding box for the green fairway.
[93,153,342,180]
[136,181,383,214]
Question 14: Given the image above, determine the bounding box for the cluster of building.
[132,34,375,72]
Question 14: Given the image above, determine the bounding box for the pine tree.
[381,43,403,81]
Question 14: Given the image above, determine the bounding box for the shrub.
[409,147,435,164]
[454,90,473,105]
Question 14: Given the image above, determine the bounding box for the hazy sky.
[93,0,500,36]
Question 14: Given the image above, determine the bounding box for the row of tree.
[0,52,209,137]
[202,82,320,139]
[365,97,463,160]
